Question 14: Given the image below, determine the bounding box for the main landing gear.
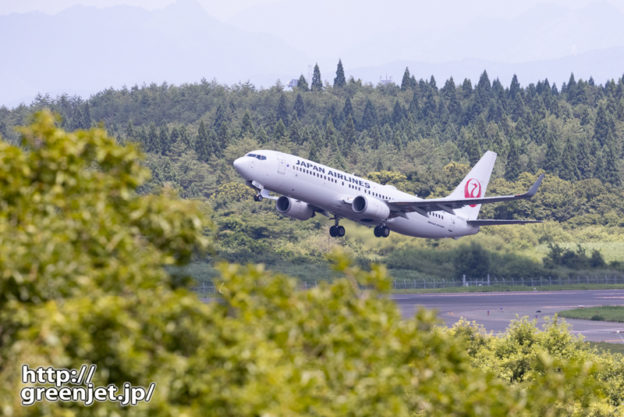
[329,218,345,237]
[253,193,263,201]
[374,224,390,238]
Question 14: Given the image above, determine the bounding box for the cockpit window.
[245,153,267,160]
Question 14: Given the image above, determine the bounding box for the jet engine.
[352,195,390,223]
[276,196,314,220]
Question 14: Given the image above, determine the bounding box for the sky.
[3,0,624,106]
[0,0,278,18]
[3,0,624,20]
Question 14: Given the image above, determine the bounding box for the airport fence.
[192,274,624,295]
[392,274,624,290]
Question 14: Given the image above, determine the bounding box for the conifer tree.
[565,73,579,104]
[146,123,158,153]
[276,94,289,126]
[297,74,309,92]
[274,119,287,142]
[294,93,305,119]
[464,134,482,165]
[308,135,321,161]
[195,120,212,161]
[158,126,170,155]
[311,63,323,92]
[509,74,521,100]
[125,121,135,140]
[213,104,228,133]
[460,78,473,100]
[240,111,255,137]
[334,59,346,88]
[576,138,593,178]
[81,102,92,129]
[559,140,580,180]
[429,75,437,90]
[342,116,356,145]
[544,135,561,175]
[342,97,353,121]
[361,99,378,130]
[421,90,437,120]
[408,92,421,118]
[401,67,412,91]
[597,144,621,185]
[288,120,303,144]
[392,100,405,123]
[504,139,521,181]
[593,105,614,146]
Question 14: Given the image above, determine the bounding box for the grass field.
[587,342,624,355]
[559,306,624,322]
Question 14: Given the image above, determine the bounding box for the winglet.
[522,174,544,198]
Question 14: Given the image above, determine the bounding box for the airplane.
[233,150,544,239]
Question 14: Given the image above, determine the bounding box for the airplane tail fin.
[448,151,497,220]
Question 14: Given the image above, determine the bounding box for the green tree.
[593,104,616,147]
[505,138,521,181]
[400,67,412,90]
[240,111,255,137]
[0,111,209,414]
[311,63,323,92]
[294,93,305,119]
[341,96,353,120]
[454,242,490,278]
[195,120,213,161]
[276,93,289,125]
[158,125,170,155]
[392,100,405,123]
[333,59,346,88]
[297,74,309,92]
[361,99,378,130]
[559,139,580,181]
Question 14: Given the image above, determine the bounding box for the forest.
[1,60,624,281]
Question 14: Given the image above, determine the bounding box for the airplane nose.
[233,157,251,178]
[233,157,244,172]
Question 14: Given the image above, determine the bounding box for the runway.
[393,289,624,343]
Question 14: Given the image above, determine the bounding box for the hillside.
[1,63,623,281]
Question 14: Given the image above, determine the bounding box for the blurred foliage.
[0,112,208,415]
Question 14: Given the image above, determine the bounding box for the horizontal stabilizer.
[467,219,542,226]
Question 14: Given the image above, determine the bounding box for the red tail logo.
[464,178,482,207]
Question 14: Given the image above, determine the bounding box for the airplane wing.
[387,174,544,215]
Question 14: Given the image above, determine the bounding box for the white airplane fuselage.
[234,150,480,238]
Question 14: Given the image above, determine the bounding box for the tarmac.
[392,289,624,343]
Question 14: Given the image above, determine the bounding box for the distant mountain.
[0,0,309,107]
[228,0,624,66]
[2,0,624,107]
[351,47,624,88]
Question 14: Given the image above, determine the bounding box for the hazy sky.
[3,0,624,20]
[3,0,624,105]
[0,0,279,18]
